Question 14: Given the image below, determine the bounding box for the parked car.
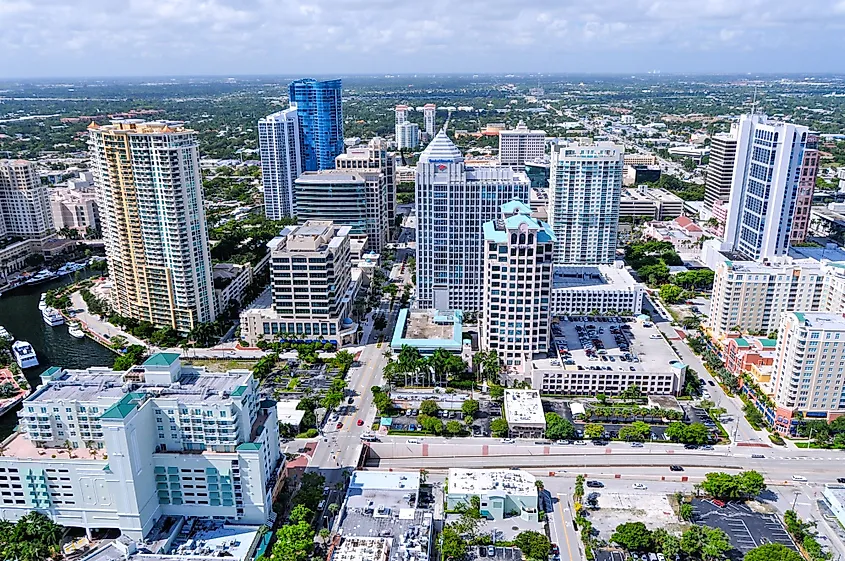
[586,480,604,488]
[357,419,364,426]
[632,483,647,490]
[336,422,343,429]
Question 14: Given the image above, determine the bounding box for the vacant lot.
[587,491,685,540]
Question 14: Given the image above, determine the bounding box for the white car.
[792,475,808,482]
[632,483,647,490]
[501,438,515,444]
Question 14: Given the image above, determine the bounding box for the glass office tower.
[288,78,344,171]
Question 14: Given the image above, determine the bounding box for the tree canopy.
[611,522,654,551]
[744,544,803,561]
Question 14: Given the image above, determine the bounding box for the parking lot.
[549,316,679,375]
[691,499,797,559]
[382,400,501,437]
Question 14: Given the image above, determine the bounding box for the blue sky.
[2,0,844,77]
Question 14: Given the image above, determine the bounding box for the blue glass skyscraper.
[288,78,344,171]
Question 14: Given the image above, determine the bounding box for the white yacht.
[0,326,9,340]
[11,341,38,369]
[42,307,65,327]
[67,322,85,339]
[38,293,47,311]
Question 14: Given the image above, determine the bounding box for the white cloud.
[0,0,844,76]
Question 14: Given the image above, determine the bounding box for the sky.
[2,0,845,78]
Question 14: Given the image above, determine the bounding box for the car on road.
[669,465,684,472]
[708,380,715,386]
[751,454,765,458]
[700,445,714,450]
[632,483,647,490]
[586,480,604,488]
[574,440,587,446]
[357,419,364,426]
[347,397,354,404]
[501,438,515,444]
[631,442,644,448]
[684,444,698,449]
[792,475,807,482]
[550,544,559,556]
[336,422,343,429]
[837,478,845,483]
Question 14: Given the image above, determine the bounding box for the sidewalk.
[69,291,146,349]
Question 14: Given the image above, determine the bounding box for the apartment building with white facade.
[335,137,396,224]
[416,130,530,311]
[550,265,644,316]
[0,353,282,538]
[499,122,546,167]
[771,312,845,432]
[239,221,358,347]
[423,104,436,137]
[88,121,216,332]
[549,141,624,265]
[396,122,420,150]
[258,108,303,219]
[723,114,810,261]
[481,201,555,366]
[0,159,54,241]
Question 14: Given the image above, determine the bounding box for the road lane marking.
[558,493,575,561]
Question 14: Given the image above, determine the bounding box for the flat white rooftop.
[448,468,536,496]
[793,312,845,330]
[503,390,546,426]
[349,470,420,492]
[552,265,640,291]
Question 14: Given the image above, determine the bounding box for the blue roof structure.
[391,309,464,354]
[482,200,556,244]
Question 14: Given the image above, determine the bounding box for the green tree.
[288,504,312,524]
[618,421,652,442]
[489,383,505,399]
[736,470,767,498]
[490,418,509,437]
[584,423,605,439]
[653,529,681,559]
[440,525,468,560]
[545,412,576,440]
[744,543,803,561]
[461,399,480,419]
[620,384,644,403]
[445,420,463,436]
[373,314,388,332]
[659,284,684,304]
[420,399,440,417]
[418,414,443,434]
[611,522,653,551]
[270,521,314,561]
[513,530,551,560]
[680,503,694,521]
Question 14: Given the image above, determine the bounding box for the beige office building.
[0,159,54,241]
[88,121,216,333]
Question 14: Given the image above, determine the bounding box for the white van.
[792,475,808,482]
[407,439,420,444]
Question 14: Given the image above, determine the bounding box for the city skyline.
[3,0,845,78]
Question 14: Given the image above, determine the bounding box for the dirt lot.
[587,491,686,540]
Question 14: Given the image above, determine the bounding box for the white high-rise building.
[771,312,845,431]
[723,114,810,261]
[88,120,216,333]
[395,104,410,126]
[416,130,530,311]
[499,121,546,167]
[481,201,556,366]
[258,108,303,219]
[0,354,282,538]
[423,104,436,136]
[396,122,420,150]
[548,141,624,265]
[0,159,54,241]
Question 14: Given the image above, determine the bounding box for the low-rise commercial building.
[643,216,705,255]
[0,354,282,539]
[50,187,99,237]
[503,390,546,438]
[823,484,845,530]
[390,309,464,355]
[446,468,539,522]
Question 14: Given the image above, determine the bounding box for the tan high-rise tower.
[88,120,216,333]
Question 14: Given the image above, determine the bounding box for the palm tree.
[328,503,340,516]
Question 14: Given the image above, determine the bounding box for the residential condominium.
[0,353,282,538]
[396,121,420,150]
[288,78,344,171]
[481,201,556,366]
[416,129,530,311]
[258,108,303,219]
[706,258,845,339]
[548,141,624,265]
[335,137,396,223]
[0,159,54,241]
[790,133,820,245]
[771,312,845,432]
[423,104,436,136]
[88,120,216,333]
[703,132,737,211]
[294,170,388,252]
[498,121,546,167]
[239,221,359,347]
[723,114,810,261]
